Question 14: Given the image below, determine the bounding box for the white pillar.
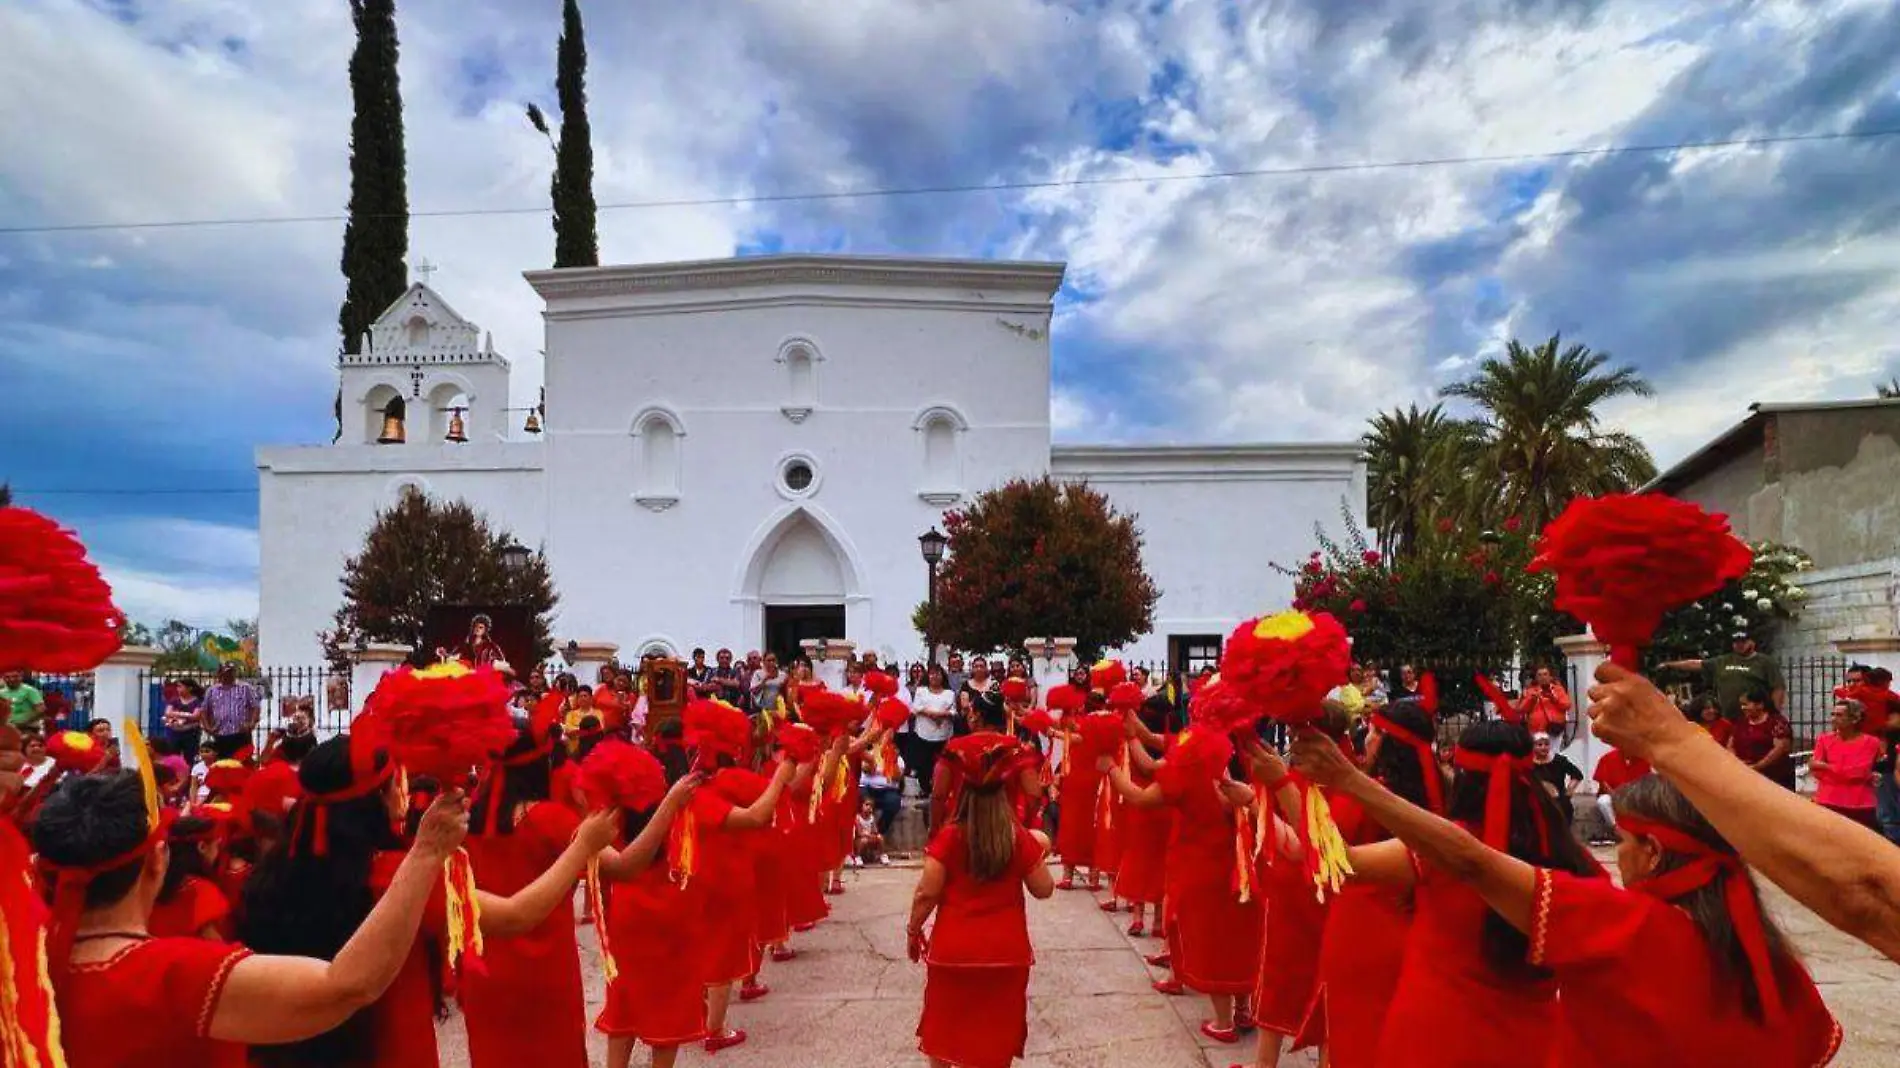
[568,642,621,687]
[1033,637,1079,708]
[95,646,160,769]
[816,639,855,689]
[1555,631,1610,779]
[351,643,412,716]
[1835,635,1900,679]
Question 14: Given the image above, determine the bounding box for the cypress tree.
[338,0,409,355]
[551,0,598,267]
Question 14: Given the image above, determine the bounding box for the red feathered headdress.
[1045,683,1086,715]
[775,722,825,764]
[46,729,106,773]
[874,698,912,732]
[1075,711,1126,758]
[203,759,253,797]
[580,740,666,812]
[1020,709,1055,736]
[864,670,900,699]
[1221,611,1352,726]
[799,685,865,737]
[1001,677,1030,703]
[372,661,518,782]
[1156,727,1235,792]
[1089,659,1128,692]
[683,698,751,762]
[1106,681,1144,712]
[941,733,1030,790]
[1187,677,1260,736]
[1530,494,1753,669]
[0,506,124,672]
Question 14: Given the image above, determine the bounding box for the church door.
[764,604,846,666]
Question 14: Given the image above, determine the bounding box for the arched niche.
[912,404,969,505]
[427,381,471,442]
[630,406,686,511]
[776,337,823,423]
[364,384,406,445]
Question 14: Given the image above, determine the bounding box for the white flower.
[1742,589,1758,600]
[1721,602,1734,611]
[1756,598,1773,612]
[1733,615,1749,627]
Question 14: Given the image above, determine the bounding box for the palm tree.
[1441,334,1657,532]
[1362,404,1480,556]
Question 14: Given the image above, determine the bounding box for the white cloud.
[100,563,260,631]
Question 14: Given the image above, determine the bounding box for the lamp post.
[499,541,532,575]
[918,526,948,666]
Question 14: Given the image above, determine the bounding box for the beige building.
[1647,398,1900,658]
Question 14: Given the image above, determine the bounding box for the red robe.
[782,778,831,929]
[917,824,1044,1068]
[1530,868,1841,1067]
[1158,772,1263,995]
[460,802,589,1068]
[366,851,449,1068]
[148,874,230,940]
[1251,812,1326,1037]
[1055,758,1099,868]
[688,769,769,984]
[1111,761,1169,905]
[596,849,710,1047]
[754,806,792,948]
[1375,848,1558,1067]
[241,759,303,825]
[1299,793,1409,1068]
[56,937,251,1068]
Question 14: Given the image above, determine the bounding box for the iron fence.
[20,672,94,730]
[139,667,351,751]
[1776,656,1849,752]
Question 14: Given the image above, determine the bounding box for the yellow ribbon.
[1305,785,1355,902]
[587,858,616,982]
[442,848,485,974]
[1234,807,1254,904]
[669,810,697,890]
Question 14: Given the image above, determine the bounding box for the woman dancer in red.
[911,733,1056,1068]
[146,813,231,939]
[1235,739,1325,1068]
[1106,727,1262,1044]
[1050,669,1101,890]
[33,768,464,1068]
[593,768,708,1068]
[1304,719,1596,1067]
[1293,733,1841,1066]
[239,732,616,1068]
[1111,694,1175,937]
[460,712,590,1068]
[1295,699,1433,1068]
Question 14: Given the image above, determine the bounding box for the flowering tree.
[912,477,1158,661]
[1647,543,1812,662]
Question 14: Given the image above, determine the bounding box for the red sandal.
[739,981,770,1002]
[770,946,798,963]
[1055,876,1077,891]
[1127,920,1146,937]
[1199,1021,1239,1044]
[1144,952,1172,968]
[1152,978,1185,996]
[704,1029,748,1053]
[1099,899,1121,912]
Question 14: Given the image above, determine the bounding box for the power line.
[11,487,259,496]
[4,127,1896,237]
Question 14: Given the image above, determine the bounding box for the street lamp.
[499,541,532,574]
[918,527,948,665]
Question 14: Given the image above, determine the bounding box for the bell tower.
[338,271,512,446]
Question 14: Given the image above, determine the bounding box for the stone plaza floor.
[438,857,1900,1067]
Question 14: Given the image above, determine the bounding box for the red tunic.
[148,874,230,940]
[917,824,1044,1068]
[1158,772,1263,995]
[460,802,589,1068]
[1375,850,1558,1067]
[596,853,709,1046]
[782,779,830,929]
[1111,762,1169,905]
[550,762,585,816]
[1299,794,1409,1068]
[689,769,768,983]
[240,759,302,823]
[753,810,792,948]
[57,937,250,1068]
[366,851,449,1068]
[1093,769,1125,875]
[1055,761,1099,867]
[1530,868,1841,1067]
[1252,820,1326,1036]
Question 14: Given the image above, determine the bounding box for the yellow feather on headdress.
[123,718,162,831]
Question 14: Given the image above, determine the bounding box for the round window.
[783,461,814,492]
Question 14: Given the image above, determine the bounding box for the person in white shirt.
[910,664,958,797]
[19,731,54,792]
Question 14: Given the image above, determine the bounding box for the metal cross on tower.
[413,258,437,285]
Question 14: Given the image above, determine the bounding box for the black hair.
[1614,775,1799,1021]
[1139,693,1181,740]
[239,736,405,1068]
[1369,700,1439,811]
[692,647,706,658]
[151,737,178,758]
[86,718,111,733]
[574,714,606,762]
[32,771,152,909]
[278,732,318,762]
[971,690,1007,731]
[157,817,218,904]
[1737,684,1779,716]
[1448,720,1596,982]
[470,724,555,835]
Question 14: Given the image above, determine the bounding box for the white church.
[256,254,1366,670]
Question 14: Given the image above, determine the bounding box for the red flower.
[775,723,825,764]
[1503,515,1523,533]
[1484,571,1501,586]
[1045,684,1086,715]
[1089,659,1128,692]
[1436,517,1455,534]
[47,730,106,773]
[581,740,666,811]
[1361,550,1382,566]
[683,698,751,761]
[1020,709,1055,736]
[1106,682,1144,712]
[799,685,866,737]
[0,507,124,672]
[1220,611,1352,727]
[863,670,900,699]
[1157,727,1236,791]
[1075,711,1126,757]
[1465,550,1489,568]
[874,698,912,731]
[1187,678,1257,734]
[1350,598,1368,612]
[1530,494,1753,664]
[372,663,518,781]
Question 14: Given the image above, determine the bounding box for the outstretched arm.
[1589,663,1900,963]
[727,760,800,830]
[597,775,702,880]
[1292,732,1534,931]
[479,808,621,937]
[907,858,947,961]
[1103,759,1164,808]
[209,792,470,1044]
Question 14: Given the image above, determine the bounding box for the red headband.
[1451,747,1548,854]
[1618,815,1784,1022]
[289,763,396,858]
[1371,712,1444,815]
[39,824,165,974]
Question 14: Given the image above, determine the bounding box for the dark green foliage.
[318,493,557,671]
[551,0,598,268]
[337,0,409,355]
[913,477,1158,662]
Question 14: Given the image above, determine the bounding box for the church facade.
[256,254,1365,669]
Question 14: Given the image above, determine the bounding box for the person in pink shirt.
[1810,698,1883,830]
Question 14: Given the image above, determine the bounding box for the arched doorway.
[734,505,866,664]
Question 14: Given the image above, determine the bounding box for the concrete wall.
[1769,414,1900,570]
[1667,434,1767,542]
[1775,558,1900,660]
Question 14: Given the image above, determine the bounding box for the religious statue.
[450,614,506,668]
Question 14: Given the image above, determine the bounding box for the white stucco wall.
[1053,445,1367,663]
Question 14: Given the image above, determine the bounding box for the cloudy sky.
[4,0,1898,631]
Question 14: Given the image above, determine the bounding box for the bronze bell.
[522,409,543,435]
[377,413,406,444]
[445,410,468,443]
